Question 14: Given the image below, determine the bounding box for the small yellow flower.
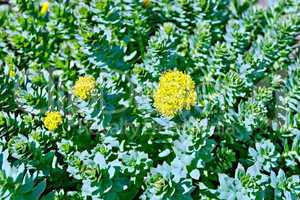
[9,68,15,78]
[154,70,197,118]
[40,1,49,15]
[43,111,62,131]
[73,76,96,100]
[143,0,151,7]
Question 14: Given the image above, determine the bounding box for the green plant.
[1,0,300,199]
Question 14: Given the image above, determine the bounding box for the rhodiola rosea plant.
[0,0,300,199]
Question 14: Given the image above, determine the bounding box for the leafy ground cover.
[0,0,300,199]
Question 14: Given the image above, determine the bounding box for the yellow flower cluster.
[9,68,15,78]
[73,76,96,100]
[40,1,49,15]
[43,111,62,131]
[143,0,151,7]
[154,70,197,118]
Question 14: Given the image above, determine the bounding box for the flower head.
[154,70,196,118]
[73,76,96,100]
[9,67,15,78]
[143,0,151,8]
[43,111,62,131]
[40,1,49,15]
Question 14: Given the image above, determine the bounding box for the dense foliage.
[0,0,300,199]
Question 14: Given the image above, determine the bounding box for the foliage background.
[0,0,300,199]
